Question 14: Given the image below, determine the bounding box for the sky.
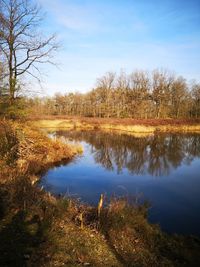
[36,0,200,95]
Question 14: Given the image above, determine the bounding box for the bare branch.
[0,0,58,101]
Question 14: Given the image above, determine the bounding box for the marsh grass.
[32,117,200,134]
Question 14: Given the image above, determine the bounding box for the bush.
[0,121,19,164]
[5,100,28,120]
[0,97,28,121]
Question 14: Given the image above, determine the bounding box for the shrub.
[0,97,28,121]
[0,121,19,164]
[5,99,28,121]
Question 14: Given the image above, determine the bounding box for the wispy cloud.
[38,0,149,35]
[38,0,102,32]
[35,0,200,95]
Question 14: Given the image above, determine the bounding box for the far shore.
[30,116,200,134]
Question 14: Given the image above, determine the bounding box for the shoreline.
[31,117,200,134]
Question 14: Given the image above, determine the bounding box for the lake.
[40,130,200,236]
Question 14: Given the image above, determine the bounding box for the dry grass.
[32,117,200,134]
[17,121,82,175]
[30,115,200,125]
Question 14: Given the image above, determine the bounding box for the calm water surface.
[40,130,200,236]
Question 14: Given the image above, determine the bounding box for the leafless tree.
[27,70,200,119]
[0,0,58,103]
[96,72,116,117]
[170,76,187,118]
[191,83,200,118]
[152,69,175,118]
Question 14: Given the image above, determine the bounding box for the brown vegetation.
[31,117,200,134]
[0,120,200,266]
[0,120,81,182]
[31,116,200,125]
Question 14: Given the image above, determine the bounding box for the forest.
[1,67,200,120]
[9,70,200,119]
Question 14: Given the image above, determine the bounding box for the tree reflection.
[55,130,200,176]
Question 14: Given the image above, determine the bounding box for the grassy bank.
[31,117,200,134]
[1,120,200,267]
[0,120,82,183]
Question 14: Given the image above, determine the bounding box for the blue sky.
[36,0,200,95]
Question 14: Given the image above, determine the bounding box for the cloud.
[38,0,148,35]
[38,0,101,32]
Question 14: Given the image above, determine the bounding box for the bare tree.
[191,83,200,118]
[0,0,58,103]
[170,77,187,118]
[115,70,129,117]
[152,69,175,118]
[129,71,150,118]
[96,72,116,117]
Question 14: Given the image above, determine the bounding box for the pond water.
[40,130,200,236]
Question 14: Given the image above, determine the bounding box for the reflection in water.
[53,130,200,176]
[42,130,200,235]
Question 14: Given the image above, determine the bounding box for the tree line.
[29,70,200,119]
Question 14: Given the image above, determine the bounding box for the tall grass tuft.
[0,121,19,164]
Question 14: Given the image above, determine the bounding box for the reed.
[97,194,104,218]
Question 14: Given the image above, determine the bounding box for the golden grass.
[32,119,200,134]
[157,124,200,132]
